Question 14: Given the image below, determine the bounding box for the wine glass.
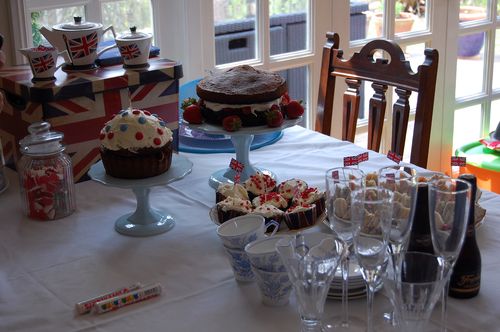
[377,165,418,325]
[351,186,393,332]
[276,233,347,332]
[324,167,365,330]
[428,178,471,332]
[383,251,451,332]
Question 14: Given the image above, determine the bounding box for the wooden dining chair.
[316,32,439,168]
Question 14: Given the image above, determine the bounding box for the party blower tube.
[94,283,163,314]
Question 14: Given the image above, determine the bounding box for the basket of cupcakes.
[209,172,327,233]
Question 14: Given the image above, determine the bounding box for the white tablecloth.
[1,126,499,332]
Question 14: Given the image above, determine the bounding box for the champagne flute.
[377,165,418,325]
[351,186,393,332]
[324,167,365,330]
[428,178,471,332]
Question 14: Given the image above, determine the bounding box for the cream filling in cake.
[278,179,308,200]
[293,188,324,205]
[244,172,277,196]
[217,183,249,200]
[252,193,288,209]
[287,204,315,213]
[100,109,173,151]
[253,204,284,218]
[217,197,253,213]
[204,99,280,115]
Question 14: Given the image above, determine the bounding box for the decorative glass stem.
[340,254,349,327]
[440,277,451,332]
[366,283,375,332]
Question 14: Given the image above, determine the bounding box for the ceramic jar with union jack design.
[115,26,153,68]
[18,46,67,81]
[39,17,117,69]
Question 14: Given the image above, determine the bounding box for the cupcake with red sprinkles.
[277,178,308,202]
[243,172,277,200]
[99,108,173,179]
[292,187,326,217]
[216,197,253,223]
[284,203,317,230]
[252,192,288,211]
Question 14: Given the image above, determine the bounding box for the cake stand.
[88,154,193,237]
[185,117,301,189]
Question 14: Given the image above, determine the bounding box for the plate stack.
[328,260,366,300]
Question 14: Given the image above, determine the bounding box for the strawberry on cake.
[196,65,287,127]
[182,65,304,131]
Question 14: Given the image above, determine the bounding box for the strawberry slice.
[183,104,203,124]
[266,108,284,127]
[222,115,242,132]
[285,100,304,119]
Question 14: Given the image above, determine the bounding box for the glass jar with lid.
[17,122,76,220]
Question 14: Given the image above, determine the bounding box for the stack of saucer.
[328,260,366,300]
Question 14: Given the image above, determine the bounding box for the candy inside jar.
[17,122,76,220]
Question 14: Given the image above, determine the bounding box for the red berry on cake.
[183,104,203,124]
[181,97,198,110]
[266,108,284,127]
[285,100,304,119]
[222,115,242,132]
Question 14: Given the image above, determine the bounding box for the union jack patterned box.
[0,58,183,181]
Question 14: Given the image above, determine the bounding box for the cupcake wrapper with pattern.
[284,205,317,230]
[100,142,172,179]
[217,206,247,224]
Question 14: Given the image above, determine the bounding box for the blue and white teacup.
[252,267,293,306]
[245,235,291,272]
[217,214,278,250]
[223,246,254,282]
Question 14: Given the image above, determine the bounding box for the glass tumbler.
[17,122,76,220]
[276,233,346,332]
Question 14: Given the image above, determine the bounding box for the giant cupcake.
[99,109,173,179]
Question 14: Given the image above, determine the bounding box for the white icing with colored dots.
[99,109,173,151]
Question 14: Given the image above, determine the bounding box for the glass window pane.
[453,105,482,150]
[456,32,485,98]
[491,99,500,132]
[395,0,428,35]
[278,65,308,126]
[350,0,370,42]
[493,28,500,90]
[101,0,154,42]
[459,1,488,26]
[214,0,256,65]
[366,0,385,38]
[31,6,85,46]
[269,0,308,55]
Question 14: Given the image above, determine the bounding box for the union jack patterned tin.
[0,58,183,181]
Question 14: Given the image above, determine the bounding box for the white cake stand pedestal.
[88,154,193,237]
[185,117,301,189]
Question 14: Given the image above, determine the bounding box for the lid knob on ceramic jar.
[130,26,137,34]
[74,16,82,24]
